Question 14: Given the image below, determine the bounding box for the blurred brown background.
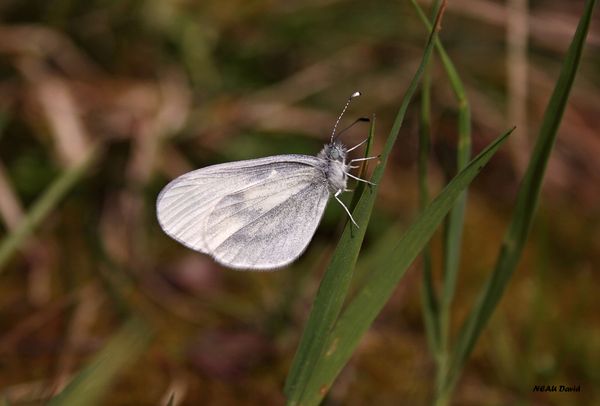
[0,0,599,404]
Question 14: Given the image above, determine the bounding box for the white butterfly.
[156,92,376,270]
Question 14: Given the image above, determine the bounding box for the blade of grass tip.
[411,0,473,394]
[49,317,152,406]
[284,114,378,403]
[441,0,597,401]
[349,115,376,211]
[284,4,449,403]
[299,127,515,406]
[418,56,441,358]
[0,145,100,273]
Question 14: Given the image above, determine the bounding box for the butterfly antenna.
[331,91,361,142]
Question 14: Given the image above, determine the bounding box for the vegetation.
[0,0,598,404]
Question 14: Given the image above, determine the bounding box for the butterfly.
[156,92,376,270]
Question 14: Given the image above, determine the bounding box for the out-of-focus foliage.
[0,0,599,404]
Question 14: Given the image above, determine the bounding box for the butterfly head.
[320,141,347,163]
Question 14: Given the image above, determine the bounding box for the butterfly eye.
[328,145,346,161]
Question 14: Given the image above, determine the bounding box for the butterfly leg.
[348,155,380,171]
[349,155,380,163]
[346,138,369,153]
[334,189,359,228]
[346,172,376,186]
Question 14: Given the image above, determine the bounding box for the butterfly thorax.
[317,141,348,193]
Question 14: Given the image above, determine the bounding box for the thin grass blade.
[411,0,473,392]
[349,114,376,211]
[444,0,597,399]
[418,58,440,357]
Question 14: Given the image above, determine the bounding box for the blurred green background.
[0,0,599,404]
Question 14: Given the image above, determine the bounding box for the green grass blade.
[444,0,597,399]
[0,146,100,273]
[283,114,379,404]
[299,127,514,406]
[416,0,444,361]
[411,0,473,392]
[49,318,153,406]
[284,3,448,402]
[418,57,440,357]
[438,59,471,337]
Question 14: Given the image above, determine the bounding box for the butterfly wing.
[203,170,330,270]
[156,155,329,269]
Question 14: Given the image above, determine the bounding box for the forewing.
[156,155,323,254]
[204,173,330,270]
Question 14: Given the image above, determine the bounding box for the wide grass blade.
[284,112,380,404]
[284,3,448,403]
[49,318,152,405]
[442,0,598,400]
[298,127,514,406]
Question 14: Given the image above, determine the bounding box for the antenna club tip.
[351,91,361,98]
